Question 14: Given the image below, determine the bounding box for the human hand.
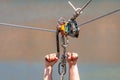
[45,53,58,67]
[67,52,78,66]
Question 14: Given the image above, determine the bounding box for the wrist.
[45,64,53,68]
[44,64,53,80]
[69,63,77,68]
[44,65,53,73]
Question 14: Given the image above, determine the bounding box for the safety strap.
[56,30,60,58]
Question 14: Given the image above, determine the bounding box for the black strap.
[56,30,60,58]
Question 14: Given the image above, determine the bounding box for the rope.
[0,23,56,32]
[79,0,92,12]
[78,8,120,27]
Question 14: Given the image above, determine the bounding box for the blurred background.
[0,0,120,80]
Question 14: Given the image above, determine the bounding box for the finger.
[52,53,58,60]
[67,52,72,61]
[72,53,78,60]
[50,53,57,60]
[72,53,78,58]
[45,55,50,62]
[51,56,58,62]
[67,52,78,61]
[67,52,73,59]
[67,52,71,58]
[45,53,58,62]
[50,58,57,62]
[71,53,74,61]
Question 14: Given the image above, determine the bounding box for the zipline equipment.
[56,0,92,80]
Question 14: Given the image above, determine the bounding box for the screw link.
[58,61,66,76]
